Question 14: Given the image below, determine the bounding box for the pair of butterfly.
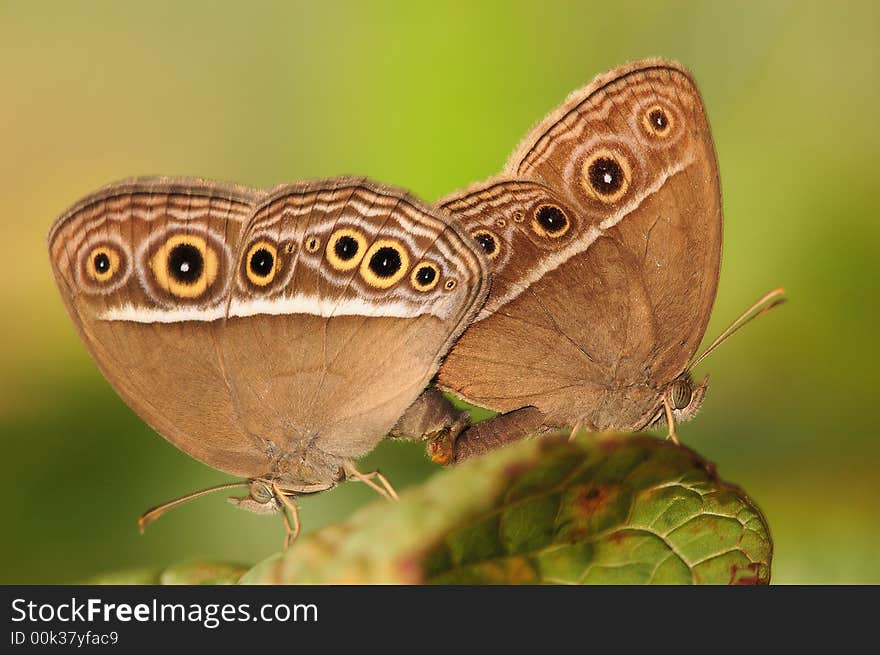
[48,59,782,547]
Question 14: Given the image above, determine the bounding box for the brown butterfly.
[48,176,489,545]
[417,59,783,462]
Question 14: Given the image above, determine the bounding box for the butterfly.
[418,59,783,463]
[48,176,489,545]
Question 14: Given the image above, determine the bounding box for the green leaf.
[243,433,772,585]
[87,561,247,585]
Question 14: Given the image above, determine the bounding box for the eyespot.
[581,148,631,203]
[149,234,218,299]
[495,219,507,228]
[512,210,525,223]
[86,245,122,283]
[326,228,367,271]
[75,239,131,294]
[444,279,457,291]
[305,236,321,254]
[283,242,296,255]
[359,239,409,288]
[246,241,279,286]
[642,104,674,138]
[531,204,570,238]
[473,230,500,259]
[411,262,440,292]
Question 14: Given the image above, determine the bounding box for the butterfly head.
[227,475,342,515]
[227,480,280,515]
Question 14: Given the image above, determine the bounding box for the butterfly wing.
[438,59,722,430]
[218,178,488,484]
[47,178,269,476]
[437,180,609,418]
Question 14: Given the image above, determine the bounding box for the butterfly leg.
[271,483,301,550]
[369,470,399,501]
[568,419,585,442]
[343,462,399,501]
[662,398,681,446]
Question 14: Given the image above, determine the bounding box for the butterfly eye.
[86,245,122,283]
[150,234,219,299]
[246,241,279,286]
[411,262,440,292]
[668,377,693,410]
[360,239,409,289]
[531,204,570,238]
[642,104,674,138]
[249,481,273,504]
[582,148,631,203]
[326,228,367,271]
[473,230,501,259]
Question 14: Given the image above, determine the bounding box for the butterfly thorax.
[259,438,348,490]
[577,372,707,433]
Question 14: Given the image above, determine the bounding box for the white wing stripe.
[98,293,446,323]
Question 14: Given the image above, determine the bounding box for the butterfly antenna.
[138,481,250,533]
[687,287,786,372]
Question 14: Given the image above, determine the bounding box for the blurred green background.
[1,0,877,584]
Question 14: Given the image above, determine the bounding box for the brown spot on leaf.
[574,484,615,516]
[396,553,429,584]
[502,459,534,480]
[730,561,767,585]
[596,432,625,446]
